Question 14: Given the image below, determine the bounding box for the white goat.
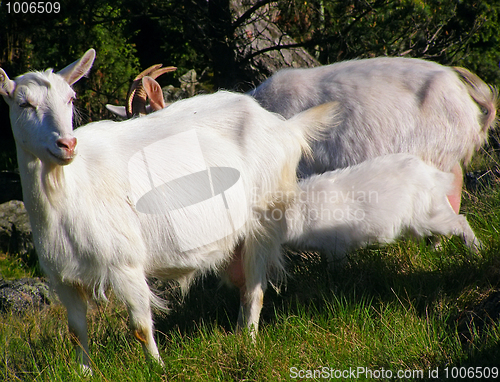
[110,58,498,214]
[249,57,498,214]
[0,49,338,371]
[284,153,481,265]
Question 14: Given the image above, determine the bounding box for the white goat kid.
[284,153,481,265]
[0,50,337,372]
[249,58,498,214]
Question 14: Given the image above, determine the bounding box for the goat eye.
[19,101,33,109]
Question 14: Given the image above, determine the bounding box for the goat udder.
[226,243,246,290]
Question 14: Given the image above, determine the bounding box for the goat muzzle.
[56,137,78,158]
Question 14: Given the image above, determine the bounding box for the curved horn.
[126,64,177,118]
[149,66,177,79]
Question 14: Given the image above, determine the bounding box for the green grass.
[1,151,500,381]
[0,254,36,280]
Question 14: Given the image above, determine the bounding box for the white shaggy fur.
[284,154,481,264]
[249,57,497,175]
[0,50,338,371]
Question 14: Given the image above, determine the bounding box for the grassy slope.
[1,150,499,381]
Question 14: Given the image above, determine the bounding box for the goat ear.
[105,104,128,119]
[0,68,16,97]
[57,48,96,86]
[142,76,166,111]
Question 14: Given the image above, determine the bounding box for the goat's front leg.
[54,282,91,374]
[112,266,163,366]
[455,214,483,253]
[447,162,463,214]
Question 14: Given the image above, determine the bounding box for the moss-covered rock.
[0,200,33,257]
[0,277,52,314]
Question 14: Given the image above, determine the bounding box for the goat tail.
[453,66,498,132]
[287,101,341,159]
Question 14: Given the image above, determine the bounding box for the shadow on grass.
[153,236,500,360]
[153,274,241,339]
[418,341,500,382]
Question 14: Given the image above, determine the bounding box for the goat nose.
[56,137,77,153]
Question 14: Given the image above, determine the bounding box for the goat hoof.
[79,364,93,377]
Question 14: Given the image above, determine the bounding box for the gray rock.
[0,277,52,313]
[0,200,33,257]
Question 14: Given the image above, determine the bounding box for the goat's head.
[0,49,96,165]
[106,64,176,119]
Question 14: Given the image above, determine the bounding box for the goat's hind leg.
[225,241,265,337]
[239,238,283,340]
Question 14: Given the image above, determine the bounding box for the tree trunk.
[205,0,318,90]
[230,0,319,90]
